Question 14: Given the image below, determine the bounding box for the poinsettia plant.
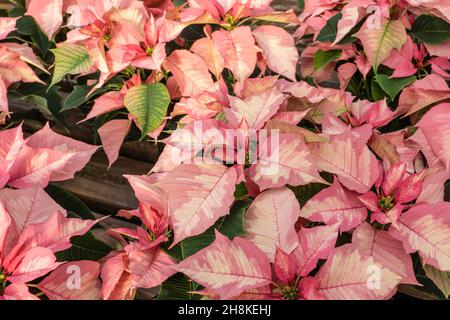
[0,124,101,299]
[0,0,449,300]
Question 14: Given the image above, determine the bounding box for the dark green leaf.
[234,182,248,198]
[412,15,450,44]
[17,84,66,126]
[316,12,363,44]
[289,177,331,207]
[20,94,48,110]
[156,274,201,300]
[180,231,214,260]
[424,264,450,299]
[403,253,448,300]
[371,77,386,101]
[45,184,95,220]
[180,199,249,258]
[313,50,342,71]
[56,232,112,261]
[45,86,68,125]
[316,13,342,42]
[337,17,366,45]
[375,74,416,100]
[219,200,247,239]
[16,16,51,55]
[62,85,92,112]
[8,6,26,18]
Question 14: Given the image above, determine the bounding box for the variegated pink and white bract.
[1,0,450,301]
[0,125,100,300]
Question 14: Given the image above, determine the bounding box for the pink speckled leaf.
[248,133,325,191]
[176,231,272,299]
[264,119,328,143]
[150,144,184,173]
[126,244,176,288]
[395,172,424,204]
[293,224,339,277]
[11,211,97,254]
[83,91,124,122]
[7,146,73,188]
[382,161,407,196]
[355,55,371,78]
[7,247,62,283]
[98,119,131,167]
[274,247,297,285]
[398,74,450,116]
[0,17,18,40]
[234,76,278,98]
[194,283,274,300]
[190,26,225,79]
[19,123,98,182]
[0,46,43,86]
[2,43,47,74]
[350,222,418,285]
[0,77,7,114]
[389,202,450,272]
[350,99,396,129]
[224,85,284,130]
[244,187,300,262]
[333,5,360,44]
[416,103,450,172]
[278,80,328,103]
[125,175,167,211]
[26,0,63,39]
[38,261,101,300]
[425,39,450,59]
[337,63,357,89]
[417,168,450,204]
[164,50,214,96]
[300,179,367,231]
[1,283,38,300]
[151,164,238,246]
[309,127,381,193]
[0,202,10,257]
[0,125,24,174]
[100,252,135,300]
[252,25,298,81]
[321,112,348,135]
[355,18,407,70]
[382,37,417,78]
[251,9,299,24]
[310,246,402,300]
[0,186,66,244]
[212,26,258,82]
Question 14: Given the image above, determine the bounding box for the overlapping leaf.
[176,231,272,299]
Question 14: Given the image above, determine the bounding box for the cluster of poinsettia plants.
[0,0,449,300]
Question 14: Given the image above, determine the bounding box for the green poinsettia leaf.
[124,83,170,140]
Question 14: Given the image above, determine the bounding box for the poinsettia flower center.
[80,20,111,41]
[281,285,298,300]
[379,195,394,211]
[146,46,154,57]
[224,13,237,29]
[0,270,7,290]
[148,231,156,241]
[103,33,112,41]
